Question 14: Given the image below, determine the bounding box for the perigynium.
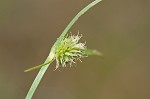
[55,33,87,69]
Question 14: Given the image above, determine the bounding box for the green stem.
[25,0,102,99]
[52,0,102,52]
[25,52,55,99]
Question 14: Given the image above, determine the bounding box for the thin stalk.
[25,52,55,99]
[25,0,102,99]
[52,0,102,52]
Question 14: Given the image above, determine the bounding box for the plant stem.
[25,52,55,99]
[25,0,102,99]
[52,0,102,52]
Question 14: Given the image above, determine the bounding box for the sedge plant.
[25,0,102,99]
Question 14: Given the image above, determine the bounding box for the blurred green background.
[0,0,150,99]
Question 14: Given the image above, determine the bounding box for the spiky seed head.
[55,33,87,70]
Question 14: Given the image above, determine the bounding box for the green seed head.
[55,33,87,69]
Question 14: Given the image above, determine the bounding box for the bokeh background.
[0,0,150,99]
